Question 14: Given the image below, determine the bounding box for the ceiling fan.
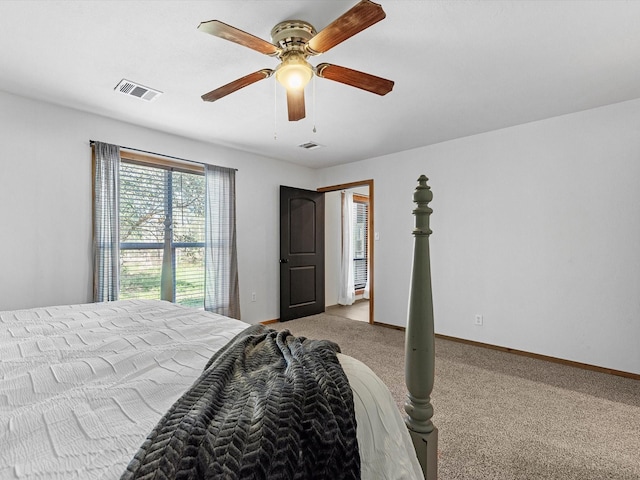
[198,0,394,121]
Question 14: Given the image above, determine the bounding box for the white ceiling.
[1,1,640,168]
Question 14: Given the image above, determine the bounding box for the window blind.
[352,201,368,290]
[119,162,205,307]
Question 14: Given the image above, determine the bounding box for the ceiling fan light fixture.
[275,53,313,91]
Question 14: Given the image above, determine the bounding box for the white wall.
[0,90,317,322]
[3,88,639,374]
[317,98,640,375]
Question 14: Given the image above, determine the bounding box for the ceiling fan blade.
[306,0,386,55]
[198,20,280,56]
[316,63,394,96]
[286,89,306,121]
[201,69,273,102]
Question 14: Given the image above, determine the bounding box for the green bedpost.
[405,175,438,480]
[160,214,175,302]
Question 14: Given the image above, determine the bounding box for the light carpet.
[273,313,640,480]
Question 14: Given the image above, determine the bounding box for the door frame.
[317,179,374,324]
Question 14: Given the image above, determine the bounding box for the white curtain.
[338,191,356,306]
[363,265,370,299]
[204,165,240,319]
[93,141,120,302]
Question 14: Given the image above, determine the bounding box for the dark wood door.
[279,186,325,321]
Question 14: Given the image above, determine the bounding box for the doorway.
[318,180,374,324]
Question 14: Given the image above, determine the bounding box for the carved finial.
[413,175,433,236]
[414,175,433,204]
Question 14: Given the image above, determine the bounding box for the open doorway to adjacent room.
[319,180,373,324]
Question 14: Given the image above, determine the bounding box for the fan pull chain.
[273,80,278,140]
[312,75,317,134]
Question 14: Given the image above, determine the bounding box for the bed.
[0,176,437,480]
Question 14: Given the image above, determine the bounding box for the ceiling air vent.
[298,141,324,150]
[114,79,162,102]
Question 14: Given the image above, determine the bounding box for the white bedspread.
[0,299,423,479]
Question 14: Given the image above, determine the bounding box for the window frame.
[118,150,206,306]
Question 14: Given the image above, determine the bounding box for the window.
[93,141,239,317]
[119,154,205,307]
[352,194,369,291]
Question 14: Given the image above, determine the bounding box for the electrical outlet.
[251,292,257,302]
[474,314,483,326]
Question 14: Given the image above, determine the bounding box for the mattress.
[0,299,423,479]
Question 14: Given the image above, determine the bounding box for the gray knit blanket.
[120,324,360,480]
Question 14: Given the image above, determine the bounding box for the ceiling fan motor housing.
[270,20,316,58]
